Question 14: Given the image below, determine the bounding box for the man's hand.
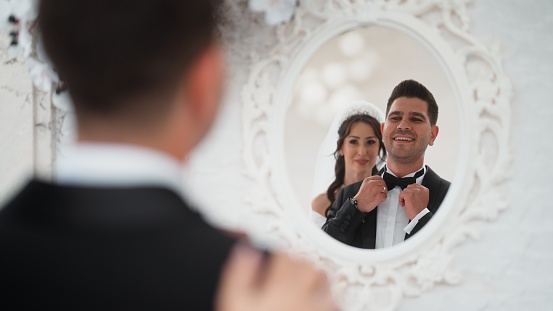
[216,244,338,311]
[353,176,388,213]
[399,184,429,219]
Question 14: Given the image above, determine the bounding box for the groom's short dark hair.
[386,79,439,126]
[38,0,218,116]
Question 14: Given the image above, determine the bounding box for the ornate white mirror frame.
[240,1,512,309]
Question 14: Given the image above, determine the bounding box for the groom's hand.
[353,176,388,213]
[399,184,429,219]
[216,245,337,311]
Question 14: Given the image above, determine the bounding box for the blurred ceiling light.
[328,84,363,111]
[315,104,337,126]
[322,62,346,88]
[300,81,327,104]
[348,58,373,81]
[338,31,366,57]
[363,50,381,66]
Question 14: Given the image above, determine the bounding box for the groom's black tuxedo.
[0,180,236,310]
[322,166,449,249]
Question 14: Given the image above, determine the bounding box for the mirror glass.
[284,26,459,227]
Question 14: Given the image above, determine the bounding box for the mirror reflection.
[284,26,459,248]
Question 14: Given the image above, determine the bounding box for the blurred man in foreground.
[0,0,336,310]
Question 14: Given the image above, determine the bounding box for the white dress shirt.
[55,143,185,197]
[375,166,429,249]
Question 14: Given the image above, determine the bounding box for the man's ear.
[183,43,225,130]
[428,125,439,146]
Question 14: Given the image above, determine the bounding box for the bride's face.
[340,121,380,180]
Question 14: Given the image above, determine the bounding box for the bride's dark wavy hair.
[324,114,386,216]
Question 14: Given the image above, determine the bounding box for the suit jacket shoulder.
[0,180,237,310]
[421,165,450,214]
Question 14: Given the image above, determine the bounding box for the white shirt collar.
[55,143,184,195]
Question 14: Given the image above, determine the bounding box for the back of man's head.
[386,79,439,126]
[39,0,217,119]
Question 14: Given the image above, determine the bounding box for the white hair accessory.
[336,100,385,125]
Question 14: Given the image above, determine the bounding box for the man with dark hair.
[0,0,335,310]
[323,79,450,249]
[386,79,439,126]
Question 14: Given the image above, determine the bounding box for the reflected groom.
[323,80,450,249]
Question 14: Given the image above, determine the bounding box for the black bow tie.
[383,168,424,191]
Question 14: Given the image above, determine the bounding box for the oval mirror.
[269,20,469,259]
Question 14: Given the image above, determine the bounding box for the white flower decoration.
[26,57,59,92]
[249,0,298,26]
[52,88,74,112]
[3,0,66,102]
[3,0,37,57]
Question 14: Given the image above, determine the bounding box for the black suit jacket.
[0,180,237,310]
[322,166,450,249]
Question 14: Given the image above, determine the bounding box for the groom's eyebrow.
[409,112,427,120]
[387,111,402,118]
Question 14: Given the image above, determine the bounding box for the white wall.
[403,0,553,309]
[0,0,552,310]
[0,36,34,206]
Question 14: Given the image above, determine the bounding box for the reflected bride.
[322,80,451,249]
[310,101,385,228]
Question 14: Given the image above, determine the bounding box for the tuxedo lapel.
[402,166,445,240]
[421,166,445,214]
